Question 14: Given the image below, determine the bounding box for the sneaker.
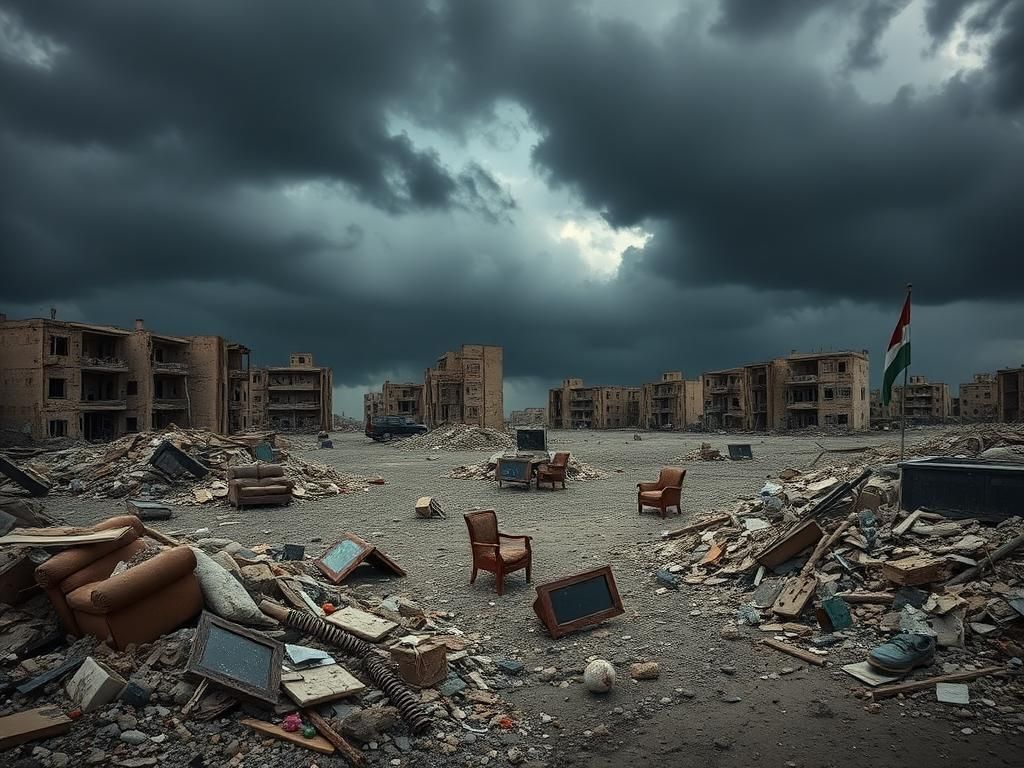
[867,633,936,673]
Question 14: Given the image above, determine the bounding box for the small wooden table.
[496,452,551,490]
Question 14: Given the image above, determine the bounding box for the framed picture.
[532,565,624,639]
[315,532,405,584]
[186,612,283,705]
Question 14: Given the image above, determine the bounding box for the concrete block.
[66,657,127,713]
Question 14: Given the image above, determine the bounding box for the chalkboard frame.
[532,565,624,639]
[314,532,374,583]
[497,456,534,488]
[315,532,407,584]
[186,611,283,705]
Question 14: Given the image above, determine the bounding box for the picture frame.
[186,612,283,705]
[314,532,406,584]
[532,565,624,639]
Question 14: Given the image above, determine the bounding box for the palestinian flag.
[882,294,911,406]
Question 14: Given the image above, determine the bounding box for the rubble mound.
[395,424,515,452]
[450,455,606,481]
[7,427,373,504]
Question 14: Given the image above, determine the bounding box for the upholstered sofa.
[227,464,294,508]
[34,515,202,650]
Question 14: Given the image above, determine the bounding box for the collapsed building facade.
[703,351,870,431]
[0,315,332,440]
[547,379,641,429]
[363,382,425,424]
[255,353,333,433]
[423,345,504,430]
[509,407,546,425]
[638,371,702,430]
[888,375,951,424]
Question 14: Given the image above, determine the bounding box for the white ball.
[584,659,616,693]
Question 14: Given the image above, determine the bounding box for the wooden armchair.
[536,452,570,490]
[637,467,686,518]
[464,510,532,596]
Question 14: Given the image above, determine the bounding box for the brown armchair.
[464,510,532,596]
[637,467,686,518]
[64,546,202,651]
[227,464,294,508]
[34,516,203,649]
[536,452,570,490]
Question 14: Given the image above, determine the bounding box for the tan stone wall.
[186,335,227,434]
[960,375,998,421]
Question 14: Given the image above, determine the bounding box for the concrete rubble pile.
[395,425,516,452]
[450,455,606,482]
[0,529,551,767]
[2,428,372,505]
[648,425,1024,724]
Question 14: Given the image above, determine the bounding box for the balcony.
[708,385,728,395]
[79,399,127,411]
[268,402,321,410]
[267,383,320,391]
[790,375,818,384]
[152,361,188,375]
[786,401,819,410]
[229,400,243,410]
[81,357,128,372]
[153,398,188,411]
[230,369,248,380]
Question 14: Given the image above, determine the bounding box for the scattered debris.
[451,454,605,481]
[396,424,516,452]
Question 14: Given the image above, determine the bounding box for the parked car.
[365,415,429,441]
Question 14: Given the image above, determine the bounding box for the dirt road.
[53,429,1022,767]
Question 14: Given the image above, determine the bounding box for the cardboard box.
[390,638,448,688]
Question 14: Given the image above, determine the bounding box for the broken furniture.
[314,532,406,584]
[727,444,753,460]
[415,496,446,519]
[226,463,294,508]
[0,706,73,750]
[898,457,1024,523]
[63,545,202,651]
[148,440,209,479]
[536,452,570,490]
[0,547,39,604]
[125,498,173,520]
[0,454,51,496]
[34,516,202,650]
[772,513,856,619]
[515,428,547,452]
[464,509,532,596]
[496,456,534,489]
[187,611,283,705]
[637,467,686,518]
[532,565,624,638]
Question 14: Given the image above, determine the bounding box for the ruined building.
[639,371,703,430]
[423,345,503,429]
[258,353,333,433]
[869,389,891,423]
[997,366,1024,423]
[889,376,951,424]
[363,381,425,424]
[0,316,244,440]
[547,379,641,429]
[702,351,869,431]
[959,373,998,422]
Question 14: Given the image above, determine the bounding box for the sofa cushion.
[35,526,141,588]
[639,490,666,504]
[240,485,291,497]
[67,546,196,615]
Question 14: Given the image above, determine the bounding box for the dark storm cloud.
[845,0,913,71]
[1,0,1023,408]
[439,0,1024,305]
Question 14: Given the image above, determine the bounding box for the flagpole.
[899,283,912,462]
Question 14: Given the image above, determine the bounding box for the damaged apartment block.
[0,314,333,441]
[363,381,425,424]
[639,371,702,431]
[547,379,640,430]
[423,345,503,430]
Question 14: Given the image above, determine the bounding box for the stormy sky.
[2,0,1023,417]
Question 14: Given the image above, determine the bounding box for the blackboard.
[202,624,273,688]
[516,428,547,452]
[549,575,614,624]
[727,444,753,460]
[315,532,406,583]
[532,566,624,638]
[498,457,532,485]
[186,612,282,704]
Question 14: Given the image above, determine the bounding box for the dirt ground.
[51,428,1023,768]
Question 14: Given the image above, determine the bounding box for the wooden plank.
[882,556,943,586]
[761,638,826,667]
[241,718,335,754]
[0,526,129,547]
[303,709,366,767]
[661,514,730,540]
[892,509,922,536]
[0,706,73,750]
[871,667,1006,701]
[945,531,1024,586]
[282,664,366,707]
[754,520,824,568]
[837,592,895,604]
[323,606,397,642]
